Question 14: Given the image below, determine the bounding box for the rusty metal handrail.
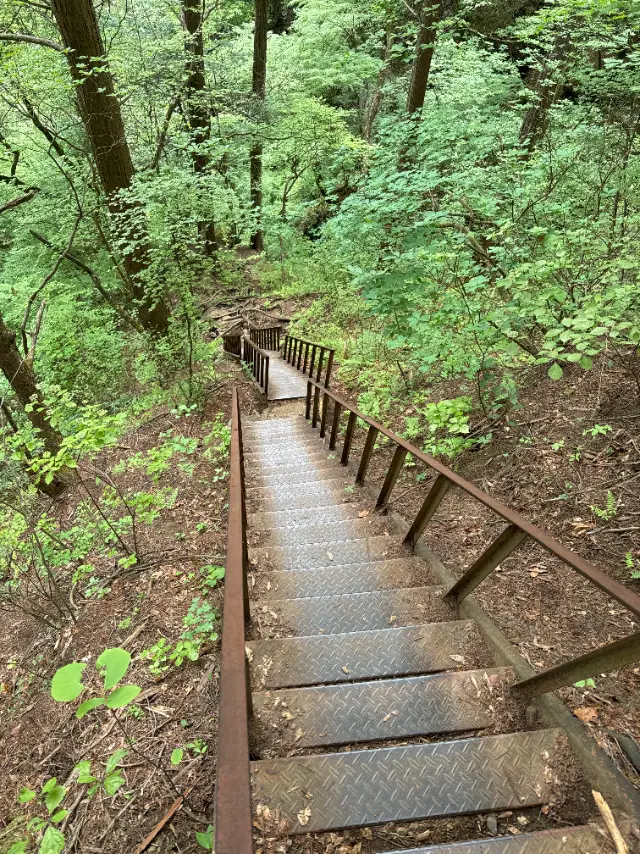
[304,376,640,696]
[283,334,334,388]
[249,324,281,351]
[242,336,270,398]
[214,387,253,854]
[222,332,242,358]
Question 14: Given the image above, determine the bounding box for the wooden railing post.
[305,381,312,420]
[376,446,408,509]
[341,411,357,465]
[329,402,342,450]
[404,474,451,547]
[356,425,378,484]
[312,384,320,428]
[320,391,329,438]
[444,525,528,603]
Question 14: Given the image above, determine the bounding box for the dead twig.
[132,787,192,854]
[592,790,629,854]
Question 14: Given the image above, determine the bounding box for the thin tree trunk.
[50,0,170,334]
[406,2,440,115]
[519,43,565,154]
[0,312,72,496]
[250,0,267,252]
[182,0,217,255]
[363,24,394,142]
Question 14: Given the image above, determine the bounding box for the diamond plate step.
[387,828,601,854]
[251,557,428,599]
[246,459,342,479]
[247,480,356,507]
[251,729,563,833]
[264,518,385,548]
[250,504,361,530]
[250,467,353,489]
[251,535,404,571]
[254,669,513,749]
[248,621,480,689]
[251,587,454,636]
[244,448,332,467]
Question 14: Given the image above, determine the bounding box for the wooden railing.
[305,376,640,698]
[222,332,242,358]
[249,325,281,351]
[242,336,270,397]
[282,334,334,388]
[214,387,253,854]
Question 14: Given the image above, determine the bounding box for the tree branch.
[0,32,65,52]
[0,189,37,215]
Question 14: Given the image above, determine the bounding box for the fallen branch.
[132,787,192,854]
[0,189,37,215]
[0,32,65,52]
[592,790,629,854]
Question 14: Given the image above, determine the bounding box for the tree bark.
[49,0,170,334]
[182,0,217,255]
[250,0,268,252]
[406,2,440,115]
[518,43,565,154]
[363,24,394,142]
[0,312,71,496]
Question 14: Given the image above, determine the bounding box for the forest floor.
[257,286,640,794]
[0,357,264,854]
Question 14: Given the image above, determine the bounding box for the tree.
[49,0,170,334]
[406,1,440,115]
[182,0,217,254]
[0,312,71,497]
[250,0,268,251]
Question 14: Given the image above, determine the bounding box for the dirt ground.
[0,358,263,854]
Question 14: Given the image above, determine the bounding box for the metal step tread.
[262,517,387,548]
[251,556,428,599]
[385,828,601,854]
[250,534,406,571]
[251,584,456,638]
[251,729,563,834]
[246,434,323,451]
[246,459,343,478]
[249,504,361,529]
[249,467,353,488]
[254,669,512,749]
[247,479,357,506]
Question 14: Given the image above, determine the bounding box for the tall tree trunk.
[250,0,267,252]
[406,1,440,115]
[0,312,72,497]
[182,0,217,255]
[518,43,565,154]
[363,24,394,142]
[49,0,170,334]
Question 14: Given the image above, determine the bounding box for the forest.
[1,0,640,851]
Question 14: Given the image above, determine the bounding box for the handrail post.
[404,474,451,547]
[312,384,320,428]
[356,425,378,484]
[309,344,317,379]
[303,342,310,374]
[324,349,335,388]
[320,391,329,438]
[329,402,342,450]
[305,381,312,420]
[444,524,528,603]
[316,348,325,383]
[296,338,303,370]
[265,355,269,398]
[376,446,408,509]
[341,411,357,465]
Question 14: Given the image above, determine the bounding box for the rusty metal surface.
[250,586,448,635]
[303,377,640,620]
[251,729,562,833]
[391,828,601,854]
[214,389,253,854]
[251,556,427,599]
[248,620,482,689]
[253,669,509,748]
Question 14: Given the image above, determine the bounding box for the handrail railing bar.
[214,388,253,854]
[303,377,640,619]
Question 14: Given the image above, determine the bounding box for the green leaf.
[74,760,95,784]
[195,825,213,850]
[51,662,86,702]
[18,787,36,803]
[76,697,105,719]
[547,363,563,380]
[105,684,141,708]
[564,352,582,363]
[105,748,128,775]
[96,648,131,690]
[51,809,69,824]
[504,341,520,356]
[171,748,184,765]
[41,778,57,794]
[8,842,28,854]
[44,784,66,814]
[39,825,65,854]
[103,771,125,796]
[579,355,593,370]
